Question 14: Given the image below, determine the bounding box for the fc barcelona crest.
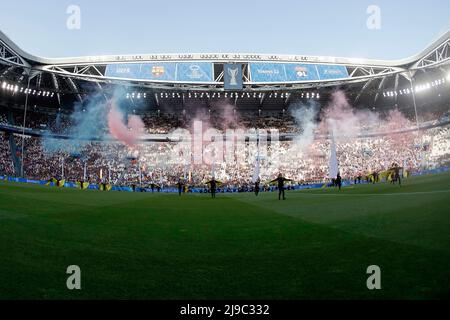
[152,66,165,77]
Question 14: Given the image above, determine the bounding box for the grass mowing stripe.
[0,173,449,299]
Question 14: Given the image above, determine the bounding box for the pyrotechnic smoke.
[383,108,416,147]
[210,100,239,130]
[42,89,145,155]
[281,90,416,180]
[261,101,319,178]
[319,91,413,141]
[289,101,320,152]
[42,92,108,155]
[107,101,145,148]
[320,91,364,139]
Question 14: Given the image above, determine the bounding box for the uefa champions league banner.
[224,63,243,90]
[176,62,213,82]
[250,63,349,83]
[105,62,213,82]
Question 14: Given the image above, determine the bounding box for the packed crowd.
[0,132,14,176]
[1,124,448,188]
[426,126,450,168]
[0,113,7,125]
[1,105,449,188]
[6,107,299,135]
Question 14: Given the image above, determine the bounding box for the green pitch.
[0,172,449,300]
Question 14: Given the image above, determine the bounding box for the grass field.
[0,172,449,300]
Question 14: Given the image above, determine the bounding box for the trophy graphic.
[228,67,239,86]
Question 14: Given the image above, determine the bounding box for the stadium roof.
[0,29,449,114]
[1,29,449,68]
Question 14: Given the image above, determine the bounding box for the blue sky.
[0,0,449,60]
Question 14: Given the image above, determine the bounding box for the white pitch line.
[295,189,450,196]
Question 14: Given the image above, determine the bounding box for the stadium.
[0,23,450,301]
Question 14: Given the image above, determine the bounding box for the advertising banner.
[250,63,286,83]
[105,62,213,82]
[316,64,349,80]
[250,63,349,82]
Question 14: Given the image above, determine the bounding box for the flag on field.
[329,133,339,179]
[46,177,56,186]
[99,183,112,191]
[76,181,90,190]
[56,179,65,187]
[46,177,64,187]
[252,156,260,183]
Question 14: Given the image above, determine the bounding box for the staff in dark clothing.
[205,178,221,198]
[177,180,184,196]
[393,167,402,187]
[254,178,260,196]
[270,174,293,200]
[336,173,342,191]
